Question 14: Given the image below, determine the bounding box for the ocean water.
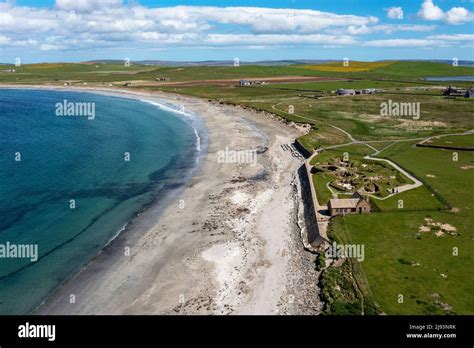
[426,75,474,82]
[0,89,204,314]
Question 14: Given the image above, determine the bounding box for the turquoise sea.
[0,89,205,314]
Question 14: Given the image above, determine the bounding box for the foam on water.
[0,89,206,314]
[139,99,203,153]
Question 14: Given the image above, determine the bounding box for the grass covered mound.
[325,146,474,314]
[310,149,413,202]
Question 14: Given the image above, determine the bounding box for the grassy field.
[302,61,396,73]
[425,134,474,149]
[369,61,474,79]
[2,60,473,314]
[377,141,420,158]
[321,144,375,157]
[0,63,154,84]
[3,61,472,147]
[0,63,330,84]
[300,60,474,80]
[147,63,474,145]
[370,186,446,212]
[298,125,352,150]
[328,146,474,314]
[310,146,416,202]
[3,60,471,83]
[161,85,473,143]
[329,61,474,81]
[312,173,334,206]
[264,79,423,92]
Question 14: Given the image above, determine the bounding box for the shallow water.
[0,89,202,314]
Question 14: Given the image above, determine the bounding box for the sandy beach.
[4,86,322,315]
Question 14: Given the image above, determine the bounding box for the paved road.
[363,155,422,200]
[273,103,426,200]
[274,103,473,242]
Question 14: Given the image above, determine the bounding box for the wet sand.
[2,86,321,315]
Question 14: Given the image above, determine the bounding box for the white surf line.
[140,99,203,153]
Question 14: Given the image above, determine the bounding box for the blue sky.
[0,0,473,63]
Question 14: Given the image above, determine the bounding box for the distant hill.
[379,59,474,67]
[83,59,341,67]
[427,60,474,67]
[2,59,473,67]
[82,59,474,67]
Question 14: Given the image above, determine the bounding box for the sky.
[0,0,473,63]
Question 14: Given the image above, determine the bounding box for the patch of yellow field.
[27,63,69,69]
[302,61,397,73]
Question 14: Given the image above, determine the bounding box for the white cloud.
[0,5,379,36]
[446,7,474,24]
[381,24,436,33]
[0,2,470,55]
[55,0,123,12]
[0,35,11,44]
[428,34,474,41]
[150,6,379,34]
[364,39,441,47]
[347,25,371,35]
[364,35,473,48]
[417,0,474,24]
[327,24,436,35]
[387,7,404,20]
[418,0,444,20]
[0,4,379,51]
[203,33,358,46]
[40,43,65,51]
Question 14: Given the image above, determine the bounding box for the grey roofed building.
[336,89,356,96]
[443,86,466,97]
[329,198,361,209]
[328,192,371,216]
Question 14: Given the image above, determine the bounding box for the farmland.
[1,59,473,315]
[301,61,396,73]
[2,62,473,148]
[328,146,474,314]
[423,134,474,150]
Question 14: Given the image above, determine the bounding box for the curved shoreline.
[0,87,209,314]
[2,85,321,315]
